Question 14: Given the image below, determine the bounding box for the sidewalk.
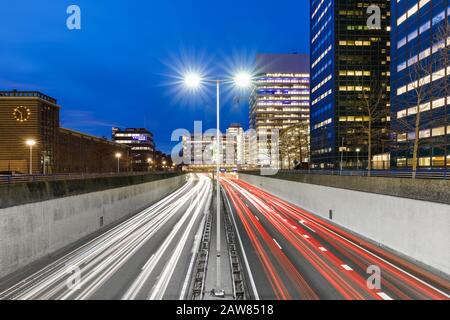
[203,192,234,300]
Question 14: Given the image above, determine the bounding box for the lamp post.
[182,71,252,293]
[356,148,361,170]
[147,158,153,172]
[115,153,122,173]
[26,139,36,175]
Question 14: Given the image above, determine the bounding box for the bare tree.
[357,74,390,174]
[280,123,310,170]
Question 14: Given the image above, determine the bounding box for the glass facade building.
[310,0,391,169]
[391,0,450,169]
[249,54,310,168]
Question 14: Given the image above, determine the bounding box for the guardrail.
[0,171,178,185]
[270,169,450,180]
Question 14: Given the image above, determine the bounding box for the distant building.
[181,125,242,171]
[0,90,131,174]
[249,53,310,168]
[112,128,155,171]
[58,128,130,173]
[390,0,450,169]
[310,0,391,169]
[226,123,244,165]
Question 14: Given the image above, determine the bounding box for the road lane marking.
[303,235,310,239]
[377,292,393,300]
[341,264,353,271]
[273,238,283,250]
[254,215,260,221]
[319,247,328,252]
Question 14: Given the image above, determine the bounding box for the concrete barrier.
[239,174,450,275]
[0,174,187,278]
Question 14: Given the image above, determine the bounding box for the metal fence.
[273,169,450,180]
[0,171,176,185]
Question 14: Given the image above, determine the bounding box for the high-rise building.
[112,128,155,171]
[310,0,391,169]
[249,54,310,168]
[390,0,450,169]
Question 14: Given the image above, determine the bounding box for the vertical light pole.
[26,139,36,175]
[147,158,153,172]
[340,137,345,174]
[183,71,252,293]
[115,153,122,173]
[356,148,361,170]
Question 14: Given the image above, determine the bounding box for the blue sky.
[1,0,310,152]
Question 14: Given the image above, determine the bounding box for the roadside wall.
[239,174,450,275]
[0,175,187,278]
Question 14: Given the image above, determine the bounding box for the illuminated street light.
[25,139,36,175]
[184,73,202,89]
[181,69,253,296]
[356,148,361,170]
[115,152,122,173]
[234,72,252,88]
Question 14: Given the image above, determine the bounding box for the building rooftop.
[255,53,310,74]
[0,90,57,104]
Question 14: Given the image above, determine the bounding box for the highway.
[221,177,450,300]
[0,174,212,300]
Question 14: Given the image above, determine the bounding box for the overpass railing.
[0,171,177,185]
[253,169,450,180]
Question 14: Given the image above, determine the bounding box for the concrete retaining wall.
[239,174,450,275]
[0,175,187,278]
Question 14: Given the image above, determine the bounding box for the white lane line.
[289,207,450,298]
[254,215,260,221]
[224,189,260,300]
[377,292,394,300]
[341,264,353,271]
[298,220,316,233]
[142,254,155,270]
[319,247,328,252]
[273,238,283,250]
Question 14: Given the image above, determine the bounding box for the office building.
[390,0,450,168]
[0,90,131,174]
[112,128,155,171]
[249,53,310,168]
[310,0,391,169]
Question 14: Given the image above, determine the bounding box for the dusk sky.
[1,0,310,152]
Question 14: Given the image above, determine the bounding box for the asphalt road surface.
[221,177,450,300]
[0,174,212,300]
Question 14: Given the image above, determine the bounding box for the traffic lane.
[223,181,320,300]
[223,183,277,300]
[233,178,450,300]
[253,186,450,300]
[87,199,194,300]
[224,179,366,300]
[0,175,199,300]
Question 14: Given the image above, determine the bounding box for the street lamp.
[26,139,36,175]
[182,70,253,294]
[356,148,361,170]
[115,153,122,173]
[147,158,153,172]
